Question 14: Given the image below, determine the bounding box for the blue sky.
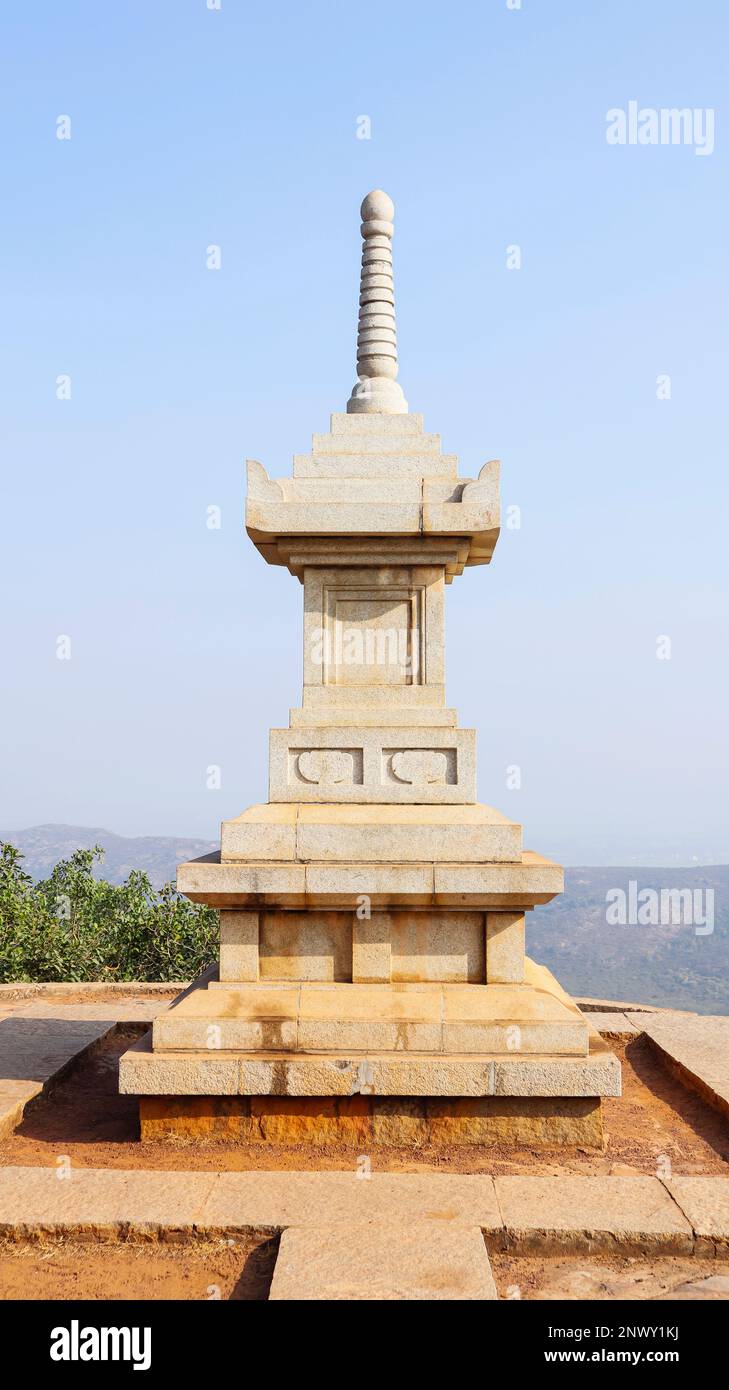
[1,1,727,863]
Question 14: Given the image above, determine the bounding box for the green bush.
[0,842,218,983]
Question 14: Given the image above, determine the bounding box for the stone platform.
[150,977,589,1056]
[119,959,619,1144]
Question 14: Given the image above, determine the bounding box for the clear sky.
[1,1,727,864]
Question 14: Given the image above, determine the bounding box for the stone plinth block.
[148,977,589,1057]
[219,911,259,983]
[120,1031,619,1100]
[135,1093,605,1149]
[220,803,522,865]
[269,727,476,804]
[177,851,561,913]
[352,915,391,983]
[486,912,525,984]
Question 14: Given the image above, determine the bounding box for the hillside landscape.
[3,825,727,1015]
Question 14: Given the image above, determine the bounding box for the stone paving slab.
[2,1167,725,1259]
[0,1015,114,1083]
[580,1011,639,1036]
[196,1170,501,1234]
[0,1015,114,1138]
[0,998,172,1139]
[494,1175,694,1254]
[14,999,171,1025]
[627,1011,729,1118]
[665,1177,729,1253]
[0,983,184,1002]
[0,1167,217,1239]
[577,997,658,1014]
[269,1220,498,1300]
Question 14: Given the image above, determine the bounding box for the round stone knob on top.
[360,189,394,224]
[347,188,408,414]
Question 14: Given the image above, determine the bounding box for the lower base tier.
[137,1093,604,1147]
[120,1029,620,1099]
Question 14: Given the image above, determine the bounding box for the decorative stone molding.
[390,750,449,785]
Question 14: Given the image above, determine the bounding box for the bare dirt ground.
[1,1027,727,1177]
[0,1234,278,1300]
[2,1241,728,1302]
[489,1252,729,1301]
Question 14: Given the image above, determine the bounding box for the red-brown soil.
[489,1252,729,1300]
[0,1234,277,1300]
[1,1028,727,1177]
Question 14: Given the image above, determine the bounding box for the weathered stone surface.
[197,1169,502,1234]
[627,1011,729,1119]
[433,853,563,906]
[220,804,297,860]
[0,981,184,1002]
[138,1092,605,1146]
[122,1026,617,1100]
[177,852,563,910]
[305,861,434,905]
[426,1096,603,1147]
[259,910,351,982]
[492,1046,622,1098]
[219,911,259,983]
[269,1221,498,1300]
[0,1165,217,1240]
[139,1096,260,1142]
[583,1011,639,1036]
[371,1096,429,1145]
[665,1176,729,1252]
[294,804,520,864]
[219,802,524,866]
[486,912,525,984]
[0,1010,119,1138]
[252,1096,372,1145]
[0,1086,39,1141]
[441,981,588,1055]
[390,911,484,984]
[150,976,590,1058]
[495,1176,693,1254]
[176,855,306,907]
[119,1035,241,1095]
[352,915,391,983]
[0,1014,113,1084]
[269,727,477,805]
[9,1164,717,1267]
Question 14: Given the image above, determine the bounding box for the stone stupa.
[121,190,620,1145]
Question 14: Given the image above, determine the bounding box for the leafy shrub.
[0,842,218,983]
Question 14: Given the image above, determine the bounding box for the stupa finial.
[347,189,408,414]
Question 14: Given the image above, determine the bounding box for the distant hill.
[2,824,216,889]
[529,866,729,1016]
[3,826,727,1015]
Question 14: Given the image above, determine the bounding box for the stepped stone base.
[149,974,590,1057]
[119,960,621,1150]
[138,1093,604,1147]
